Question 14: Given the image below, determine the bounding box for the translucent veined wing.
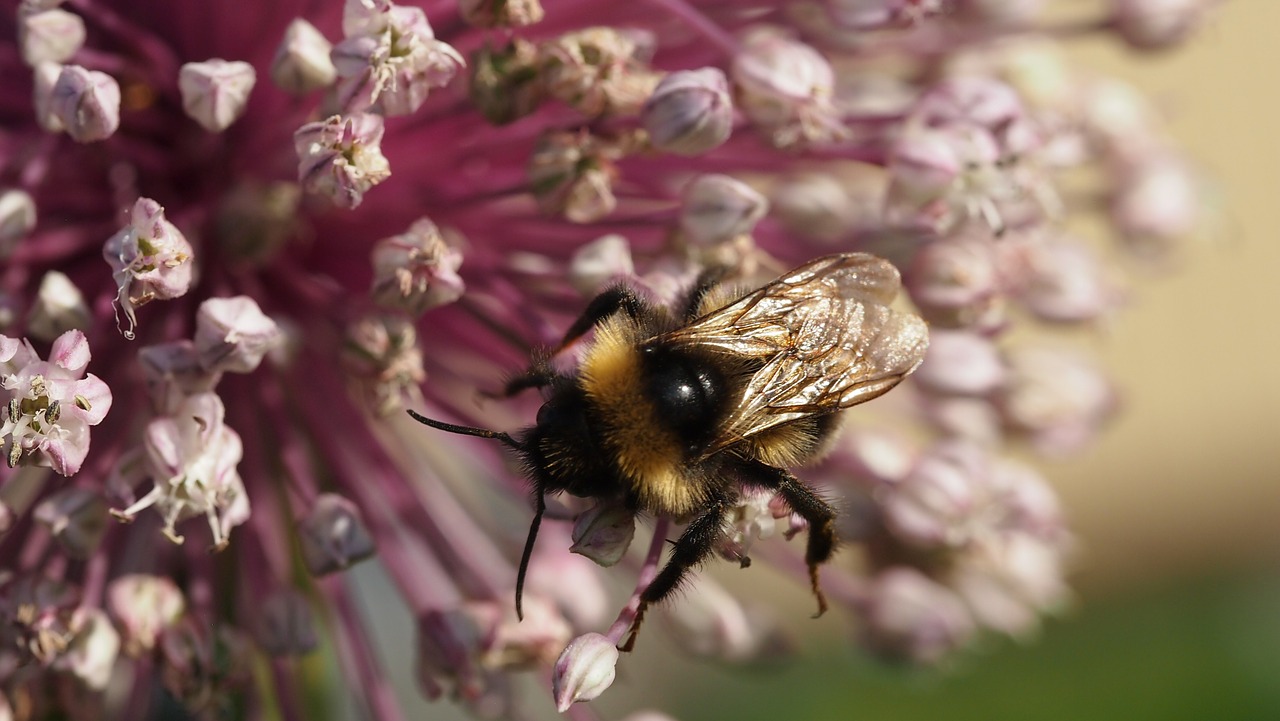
[646,254,929,455]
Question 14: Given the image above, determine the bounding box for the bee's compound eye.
[535,400,561,428]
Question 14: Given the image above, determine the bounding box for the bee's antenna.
[514,488,546,621]
[406,409,523,451]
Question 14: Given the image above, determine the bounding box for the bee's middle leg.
[621,499,730,652]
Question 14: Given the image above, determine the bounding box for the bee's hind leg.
[735,459,837,618]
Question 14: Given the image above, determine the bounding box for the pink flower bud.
[33,487,107,559]
[1110,0,1215,51]
[996,345,1116,455]
[459,0,545,27]
[52,606,120,690]
[913,77,1026,134]
[769,172,864,244]
[193,296,280,374]
[913,330,1005,397]
[0,189,37,259]
[904,234,1003,329]
[569,234,634,295]
[659,576,790,662]
[32,61,65,132]
[370,218,465,316]
[103,198,194,338]
[642,68,734,156]
[678,174,768,246]
[838,426,919,487]
[257,590,318,656]
[949,534,1069,637]
[138,340,221,414]
[882,440,994,550]
[1000,235,1122,324]
[858,568,976,665]
[297,493,376,575]
[552,632,618,712]
[731,28,846,147]
[570,500,636,567]
[1109,154,1200,257]
[27,270,90,341]
[270,18,336,94]
[294,113,391,209]
[179,59,256,132]
[18,8,85,66]
[49,64,120,142]
[107,574,185,655]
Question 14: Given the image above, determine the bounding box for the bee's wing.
[651,254,929,454]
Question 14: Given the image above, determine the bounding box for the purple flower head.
[0,0,1217,717]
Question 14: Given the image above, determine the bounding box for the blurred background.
[367,1,1280,719]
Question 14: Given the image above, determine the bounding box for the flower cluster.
[0,0,1215,719]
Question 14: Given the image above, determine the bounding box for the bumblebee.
[409,253,929,646]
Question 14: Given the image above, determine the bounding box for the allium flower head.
[0,0,1217,718]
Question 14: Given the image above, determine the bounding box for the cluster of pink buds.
[0,0,1219,719]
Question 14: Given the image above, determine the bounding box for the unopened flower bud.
[678,174,768,246]
[552,633,618,712]
[459,0,545,27]
[138,341,221,414]
[659,576,790,662]
[1001,235,1121,323]
[996,345,1116,455]
[179,59,256,132]
[258,590,318,656]
[883,440,994,550]
[50,64,120,142]
[52,607,120,690]
[858,568,976,665]
[32,61,65,132]
[370,218,465,316]
[271,18,336,94]
[903,235,1003,329]
[194,296,280,374]
[297,493,376,575]
[569,234,634,295]
[914,330,1005,397]
[950,534,1069,637]
[0,189,37,259]
[294,113,391,209]
[33,487,107,558]
[642,68,734,156]
[1110,0,1214,51]
[19,8,85,66]
[526,533,611,628]
[1109,154,1199,257]
[469,39,544,125]
[913,77,1025,132]
[731,28,846,147]
[27,270,90,341]
[770,172,865,244]
[107,574,185,655]
[570,500,636,567]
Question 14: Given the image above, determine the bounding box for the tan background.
[1052,0,1280,592]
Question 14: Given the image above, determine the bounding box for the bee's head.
[522,388,614,498]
